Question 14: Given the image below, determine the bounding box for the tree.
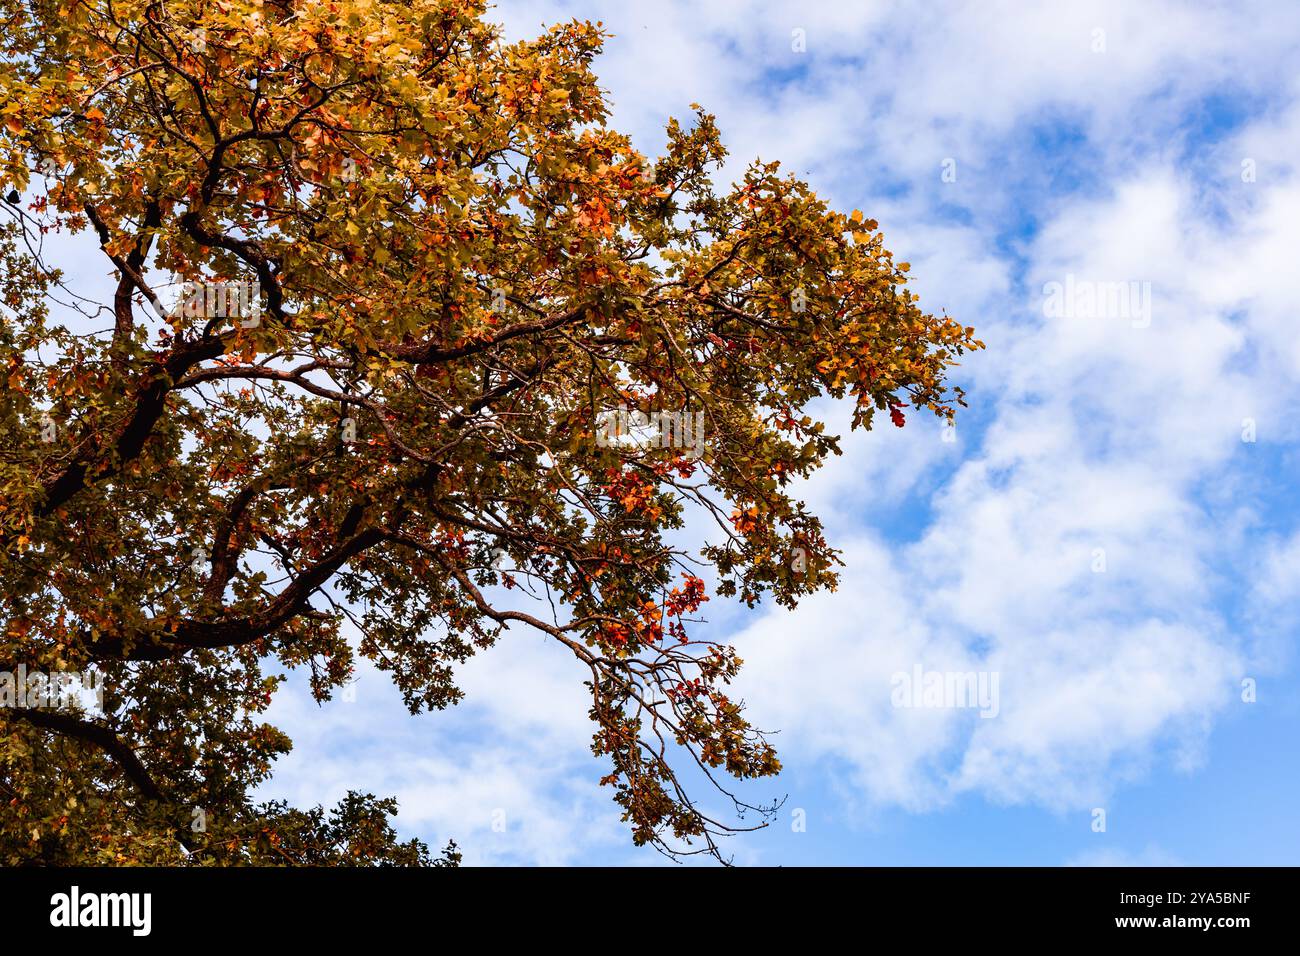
[0,0,981,864]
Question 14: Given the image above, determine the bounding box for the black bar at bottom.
[0,865,1285,942]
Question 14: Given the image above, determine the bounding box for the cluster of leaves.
[1,706,453,865]
[0,0,980,863]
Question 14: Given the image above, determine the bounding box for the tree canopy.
[0,0,980,863]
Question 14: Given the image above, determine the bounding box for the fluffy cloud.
[737,153,1294,814]
[263,641,630,865]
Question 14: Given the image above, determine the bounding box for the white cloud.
[734,155,1294,814]
[262,641,628,865]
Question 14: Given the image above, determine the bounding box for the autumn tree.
[0,0,980,864]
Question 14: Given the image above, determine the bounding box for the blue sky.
[252,0,1300,865]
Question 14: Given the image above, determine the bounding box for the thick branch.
[7,707,164,802]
